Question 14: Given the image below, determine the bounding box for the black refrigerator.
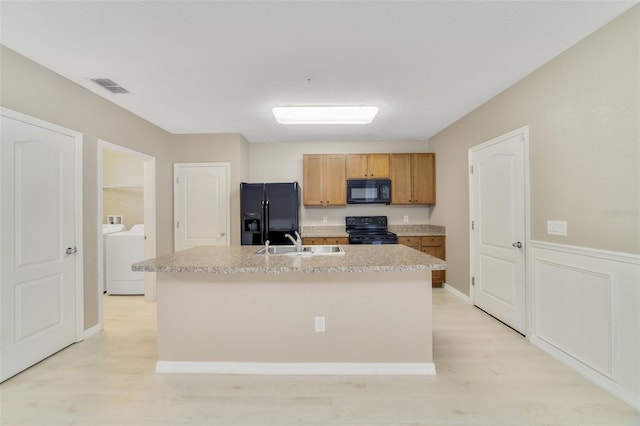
[240,182,300,245]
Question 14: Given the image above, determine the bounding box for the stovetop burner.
[346,216,398,245]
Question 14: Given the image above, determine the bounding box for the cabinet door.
[422,243,445,287]
[420,236,444,247]
[303,155,325,206]
[368,154,390,178]
[345,154,368,178]
[390,154,413,205]
[397,236,420,249]
[412,153,435,204]
[422,245,444,260]
[326,237,349,245]
[302,237,326,245]
[324,155,346,205]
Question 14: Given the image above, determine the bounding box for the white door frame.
[0,107,84,342]
[468,126,532,336]
[97,140,156,330]
[173,162,231,251]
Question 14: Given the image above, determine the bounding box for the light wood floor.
[1,289,637,425]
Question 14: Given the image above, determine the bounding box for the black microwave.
[346,179,392,204]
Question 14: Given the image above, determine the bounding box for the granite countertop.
[300,225,349,238]
[389,224,445,237]
[301,224,445,238]
[132,244,446,275]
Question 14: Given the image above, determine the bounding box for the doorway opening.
[97,141,156,331]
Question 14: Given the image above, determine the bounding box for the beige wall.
[428,7,640,295]
[158,271,432,364]
[0,45,175,330]
[171,133,250,246]
[102,149,144,226]
[249,140,432,226]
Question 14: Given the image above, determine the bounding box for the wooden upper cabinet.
[303,154,346,206]
[303,152,432,206]
[346,154,389,179]
[390,154,413,205]
[412,153,435,204]
[389,153,435,205]
[368,154,390,178]
[324,154,346,205]
[302,154,325,206]
[345,155,368,178]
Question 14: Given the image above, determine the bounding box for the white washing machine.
[102,224,127,292]
[106,224,145,295]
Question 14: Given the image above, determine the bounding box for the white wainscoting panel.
[529,241,639,410]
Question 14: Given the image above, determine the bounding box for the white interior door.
[470,127,528,334]
[174,163,229,251]
[1,110,82,382]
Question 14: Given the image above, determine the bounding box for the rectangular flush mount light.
[272,106,378,124]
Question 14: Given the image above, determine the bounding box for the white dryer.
[106,224,145,295]
[102,224,127,292]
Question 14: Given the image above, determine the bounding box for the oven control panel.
[346,215,388,231]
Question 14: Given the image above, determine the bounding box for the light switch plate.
[547,220,568,236]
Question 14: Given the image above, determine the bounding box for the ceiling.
[1,1,636,143]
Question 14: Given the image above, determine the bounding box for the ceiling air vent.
[90,78,129,94]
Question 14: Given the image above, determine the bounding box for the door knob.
[65,247,78,255]
[512,242,523,249]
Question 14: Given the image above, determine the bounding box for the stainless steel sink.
[303,245,344,254]
[255,245,298,255]
[255,245,345,255]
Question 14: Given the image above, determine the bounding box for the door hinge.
[176,221,179,229]
[472,276,475,286]
[471,220,475,230]
[470,165,474,174]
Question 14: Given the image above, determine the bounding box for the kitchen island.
[133,244,446,375]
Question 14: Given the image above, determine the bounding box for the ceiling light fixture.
[272,106,379,124]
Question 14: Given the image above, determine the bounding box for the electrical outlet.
[547,220,568,236]
[322,217,327,224]
[403,215,409,223]
[314,316,326,333]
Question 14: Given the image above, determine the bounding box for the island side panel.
[156,271,432,365]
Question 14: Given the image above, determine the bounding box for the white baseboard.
[82,323,102,340]
[443,283,471,303]
[156,361,436,376]
[531,334,640,411]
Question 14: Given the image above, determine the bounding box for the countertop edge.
[132,264,446,274]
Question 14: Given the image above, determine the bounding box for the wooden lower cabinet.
[398,235,446,287]
[302,237,349,245]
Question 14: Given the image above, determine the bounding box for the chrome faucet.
[264,240,270,254]
[285,232,303,252]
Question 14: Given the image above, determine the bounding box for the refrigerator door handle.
[264,199,269,243]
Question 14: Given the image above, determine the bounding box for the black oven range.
[346,216,398,245]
